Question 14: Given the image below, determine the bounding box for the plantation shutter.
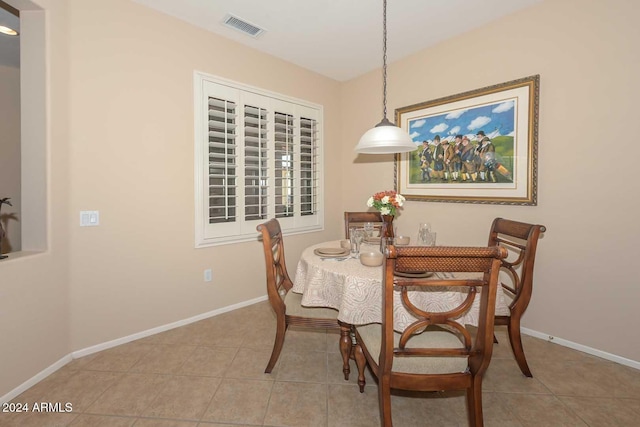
[243,105,269,221]
[274,112,295,218]
[196,73,324,247]
[299,117,318,216]
[207,97,237,224]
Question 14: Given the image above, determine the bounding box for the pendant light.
[354,0,415,154]
[0,25,19,36]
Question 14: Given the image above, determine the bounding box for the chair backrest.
[380,245,507,376]
[344,211,383,238]
[487,218,546,317]
[257,218,293,312]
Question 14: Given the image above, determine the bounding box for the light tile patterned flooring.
[2,300,640,426]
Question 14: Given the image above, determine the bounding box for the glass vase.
[381,214,395,238]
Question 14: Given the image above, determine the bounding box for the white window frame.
[194,71,324,247]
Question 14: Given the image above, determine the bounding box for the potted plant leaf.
[0,197,13,259]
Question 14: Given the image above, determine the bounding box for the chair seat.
[356,323,468,374]
[285,291,338,319]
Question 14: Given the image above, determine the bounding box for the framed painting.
[394,75,539,205]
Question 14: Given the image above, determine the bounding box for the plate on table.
[394,271,434,279]
[314,248,350,258]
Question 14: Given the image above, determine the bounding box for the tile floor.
[2,300,640,426]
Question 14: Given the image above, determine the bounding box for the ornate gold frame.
[394,75,539,205]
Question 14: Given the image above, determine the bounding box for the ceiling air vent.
[222,14,265,38]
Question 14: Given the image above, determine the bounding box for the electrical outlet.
[204,269,212,282]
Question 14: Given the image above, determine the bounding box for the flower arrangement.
[366,190,405,216]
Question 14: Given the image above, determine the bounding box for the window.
[194,72,323,247]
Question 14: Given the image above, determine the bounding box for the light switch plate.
[80,210,100,226]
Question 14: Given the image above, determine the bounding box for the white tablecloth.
[292,241,510,329]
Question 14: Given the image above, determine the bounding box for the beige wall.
[0,65,21,253]
[66,0,343,350]
[0,0,70,399]
[2,0,639,400]
[341,0,640,361]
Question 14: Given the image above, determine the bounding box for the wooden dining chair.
[488,217,546,377]
[257,218,340,373]
[353,245,507,427]
[344,211,383,238]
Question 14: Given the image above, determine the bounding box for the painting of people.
[395,75,539,205]
[407,100,516,185]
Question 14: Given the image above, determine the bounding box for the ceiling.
[133,0,543,81]
[0,1,543,78]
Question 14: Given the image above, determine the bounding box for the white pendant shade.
[355,1,416,155]
[355,121,417,154]
[0,25,19,36]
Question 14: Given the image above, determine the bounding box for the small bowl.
[359,251,384,267]
[340,239,351,250]
[395,235,410,245]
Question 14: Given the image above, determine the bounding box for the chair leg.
[466,376,484,427]
[378,376,393,427]
[339,323,352,380]
[493,333,498,344]
[507,318,532,377]
[354,343,366,393]
[265,318,287,373]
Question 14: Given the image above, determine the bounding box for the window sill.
[196,224,323,248]
[0,250,47,263]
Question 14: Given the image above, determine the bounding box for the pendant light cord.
[382,0,388,120]
[354,0,415,153]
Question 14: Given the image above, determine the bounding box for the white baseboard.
[3,301,637,405]
[0,354,72,404]
[0,295,268,404]
[72,295,268,359]
[521,327,640,370]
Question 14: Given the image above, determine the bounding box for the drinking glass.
[364,222,374,239]
[424,231,437,246]
[417,222,432,245]
[379,236,392,254]
[349,227,357,256]
[350,228,365,256]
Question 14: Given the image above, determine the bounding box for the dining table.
[292,239,511,379]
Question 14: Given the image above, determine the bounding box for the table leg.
[354,342,366,393]
[339,322,351,380]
